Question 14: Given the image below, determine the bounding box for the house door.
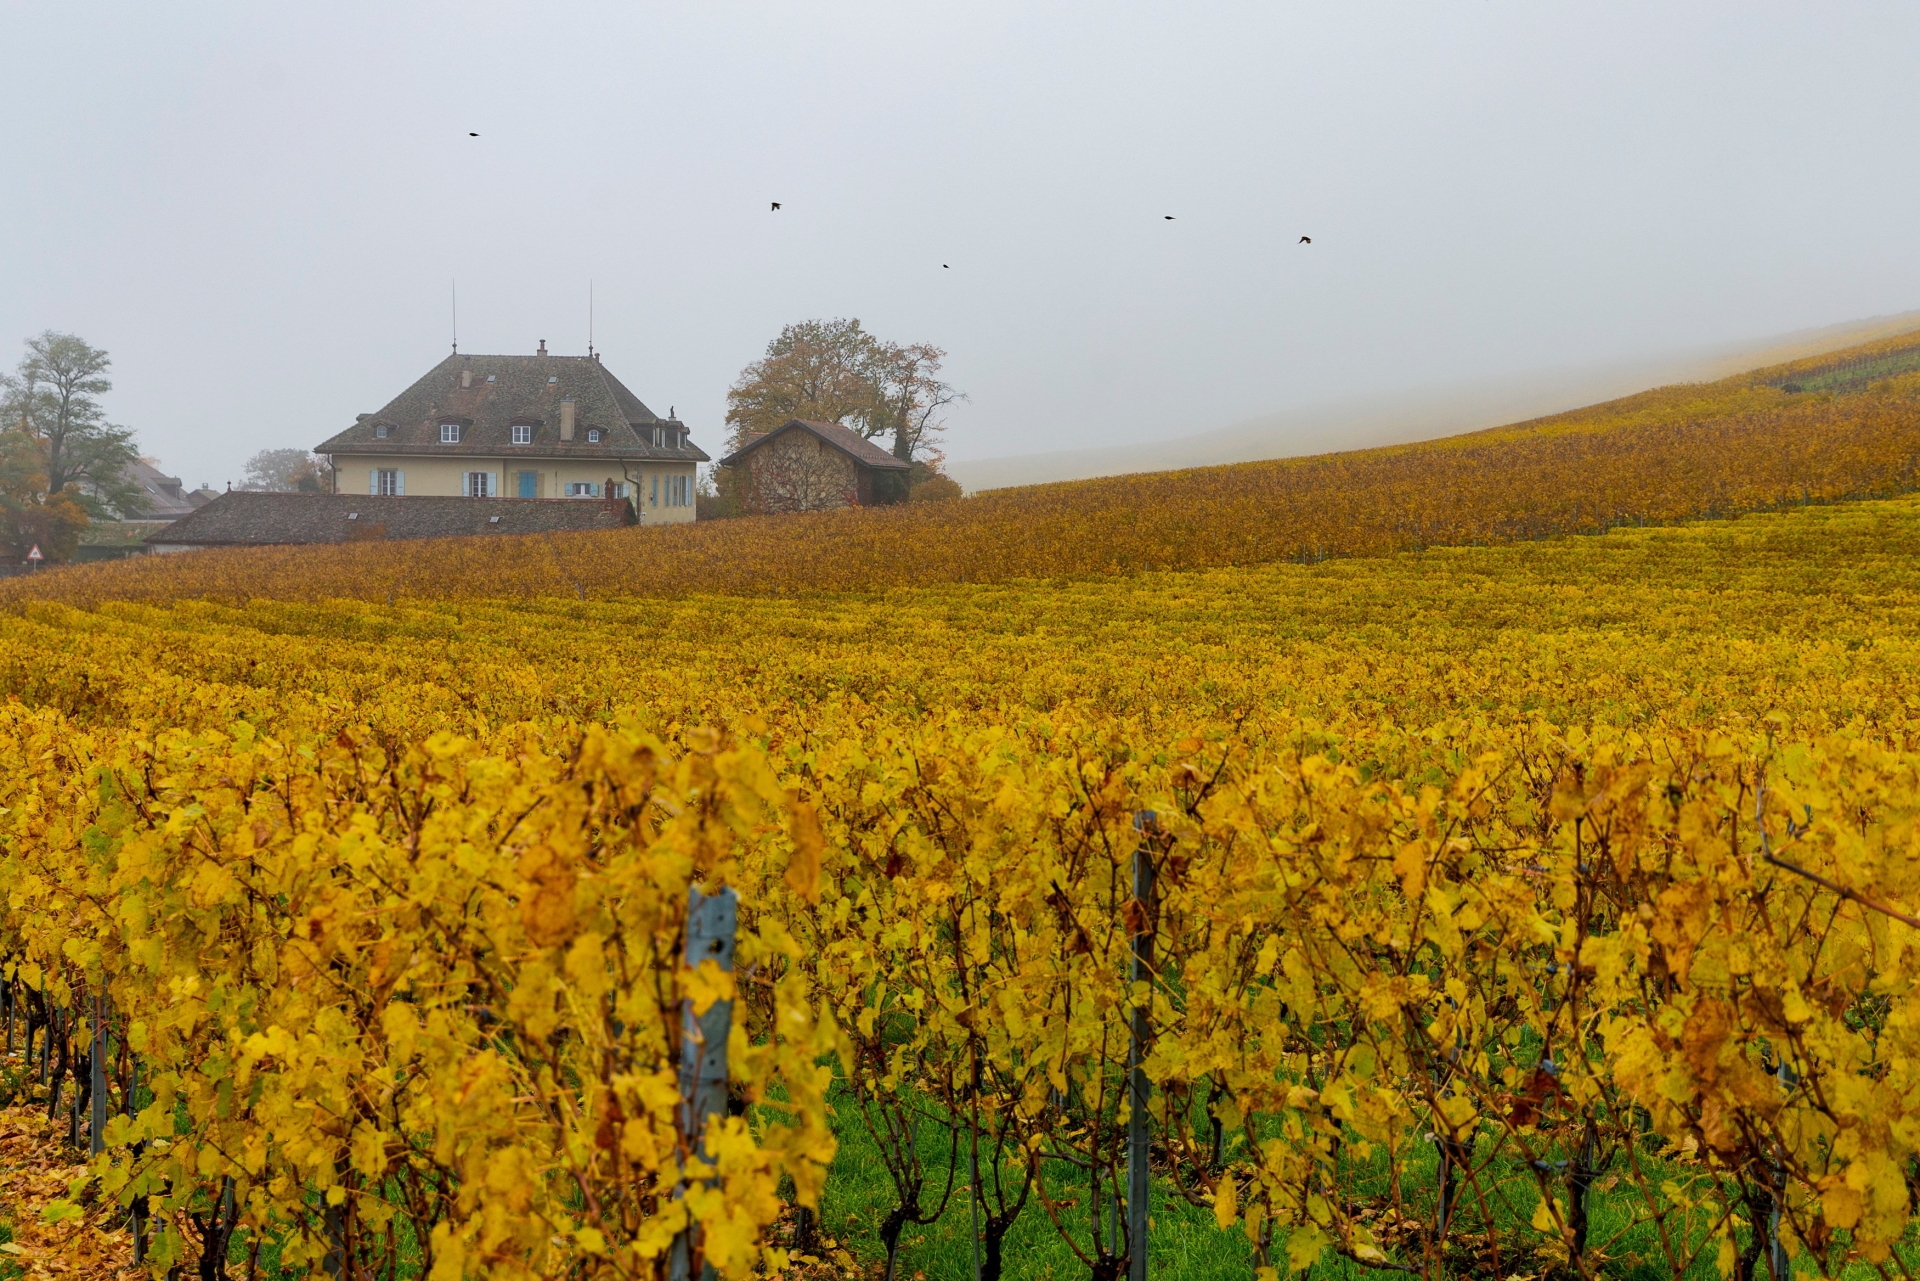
[518,470,538,498]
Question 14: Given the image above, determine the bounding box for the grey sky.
[4,2,1917,490]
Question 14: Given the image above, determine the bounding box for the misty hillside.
[947,311,1920,492]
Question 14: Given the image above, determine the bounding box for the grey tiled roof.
[145,492,637,548]
[122,459,206,518]
[718,419,911,470]
[314,352,710,463]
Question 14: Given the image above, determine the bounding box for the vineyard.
[4,331,1920,609]
[5,335,1920,1280]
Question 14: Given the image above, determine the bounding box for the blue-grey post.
[1127,812,1157,1281]
[90,994,107,1155]
[669,886,739,1281]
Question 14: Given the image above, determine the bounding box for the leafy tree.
[243,448,333,492]
[0,332,141,518]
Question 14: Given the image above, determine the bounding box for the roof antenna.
[451,279,458,353]
[588,280,594,359]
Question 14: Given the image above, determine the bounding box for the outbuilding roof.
[144,492,637,549]
[314,351,710,464]
[718,419,912,470]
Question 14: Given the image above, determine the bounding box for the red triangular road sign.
[25,544,42,561]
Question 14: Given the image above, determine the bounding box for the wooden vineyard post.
[669,886,739,1281]
[130,1053,148,1264]
[1127,812,1158,1281]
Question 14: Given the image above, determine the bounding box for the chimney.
[560,398,576,441]
[461,368,472,389]
[538,339,548,356]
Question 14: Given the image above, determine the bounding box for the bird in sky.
[1164,215,1175,220]
[943,264,949,269]
[1299,235,1312,244]
[771,201,781,210]
[469,132,479,137]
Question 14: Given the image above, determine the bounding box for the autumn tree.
[0,423,89,562]
[0,332,141,518]
[243,448,333,492]
[724,319,964,465]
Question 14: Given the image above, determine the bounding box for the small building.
[79,460,221,561]
[717,418,912,514]
[314,344,707,524]
[144,492,635,553]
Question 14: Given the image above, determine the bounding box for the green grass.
[808,1093,1920,1280]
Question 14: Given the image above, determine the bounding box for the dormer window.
[652,426,665,448]
[586,428,601,443]
[440,422,462,444]
[374,423,390,439]
[511,424,533,445]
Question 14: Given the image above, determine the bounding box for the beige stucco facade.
[332,454,698,524]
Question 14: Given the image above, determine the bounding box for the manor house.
[315,344,706,523]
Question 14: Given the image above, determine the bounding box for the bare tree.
[870,341,965,465]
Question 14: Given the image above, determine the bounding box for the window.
[485,374,496,383]
[566,481,599,497]
[547,375,558,384]
[374,423,390,439]
[374,469,401,497]
[586,428,601,444]
[652,426,665,448]
[465,471,493,498]
[517,470,538,499]
[511,424,533,445]
[607,482,627,499]
[440,422,462,443]
[678,475,690,506]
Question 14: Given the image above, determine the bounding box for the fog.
[3,2,1918,490]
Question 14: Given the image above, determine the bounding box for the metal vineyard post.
[669,885,739,1281]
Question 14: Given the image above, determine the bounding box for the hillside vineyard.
[8,485,1920,1276]
[7,333,1920,610]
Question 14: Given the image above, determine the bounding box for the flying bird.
[1164,215,1175,220]
[469,132,479,137]
[943,264,949,269]
[1299,235,1311,244]
[771,201,781,210]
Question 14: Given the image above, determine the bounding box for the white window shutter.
[396,471,405,496]
[462,472,470,497]
[369,470,378,495]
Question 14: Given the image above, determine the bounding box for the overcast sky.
[4,2,1918,489]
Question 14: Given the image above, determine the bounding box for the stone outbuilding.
[717,419,912,514]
